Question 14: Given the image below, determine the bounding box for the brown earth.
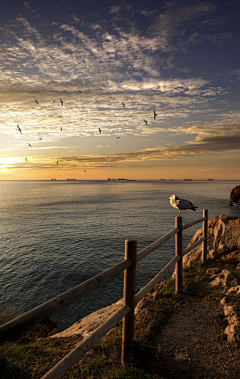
[149,255,240,379]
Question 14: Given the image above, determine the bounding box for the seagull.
[25,157,27,161]
[35,99,38,104]
[79,90,81,93]
[53,101,55,103]
[17,125,22,134]
[116,137,120,139]
[39,138,42,140]
[169,194,198,216]
[153,109,157,120]
[84,170,87,172]
[122,102,125,108]
[56,161,58,165]
[144,119,148,125]
[99,127,102,134]
[60,98,63,106]
[60,127,62,131]
[28,143,32,147]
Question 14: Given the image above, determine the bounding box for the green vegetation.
[0,261,229,378]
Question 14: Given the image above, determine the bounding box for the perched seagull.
[28,143,32,147]
[60,98,63,106]
[144,119,148,125]
[169,194,198,216]
[38,137,42,140]
[35,99,38,104]
[60,127,62,131]
[56,161,58,165]
[17,125,22,134]
[53,100,55,103]
[153,109,157,120]
[99,127,102,134]
[122,102,125,108]
[79,90,81,93]
[25,157,27,161]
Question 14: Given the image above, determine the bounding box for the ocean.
[0,180,239,330]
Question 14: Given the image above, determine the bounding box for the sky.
[0,0,239,180]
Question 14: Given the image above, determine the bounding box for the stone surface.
[182,215,240,268]
[230,185,240,205]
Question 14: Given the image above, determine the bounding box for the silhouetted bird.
[122,102,125,108]
[116,137,120,139]
[169,194,198,216]
[17,125,22,134]
[99,127,102,134]
[84,170,87,172]
[144,119,148,125]
[28,143,32,147]
[35,99,38,104]
[79,91,81,93]
[60,99,63,106]
[39,138,42,140]
[53,101,55,103]
[153,110,157,120]
[56,161,58,165]
[60,127,62,131]
[25,157,27,161]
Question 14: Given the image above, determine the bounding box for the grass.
[0,261,227,378]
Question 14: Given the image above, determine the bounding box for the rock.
[230,185,240,206]
[50,299,123,339]
[226,286,240,297]
[181,215,240,269]
[209,269,238,288]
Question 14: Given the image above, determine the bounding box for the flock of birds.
[15,96,158,168]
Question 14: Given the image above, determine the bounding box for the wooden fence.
[0,209,208,379]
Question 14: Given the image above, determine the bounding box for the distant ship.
[51,178,56,181]
[184,179,192,181]
[108,178,116,180]
[208,179,214,181]
[67,179,76,181]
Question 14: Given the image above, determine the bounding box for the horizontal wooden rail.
[182,236,206,257]
[135,255,180,305]
[42,305,131,379]
[0,259,132,344]
[182,217,206,231]
[136,227,179,263]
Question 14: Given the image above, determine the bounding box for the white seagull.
[169,194,198,216]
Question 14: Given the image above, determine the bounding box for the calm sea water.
[0,180,239,330]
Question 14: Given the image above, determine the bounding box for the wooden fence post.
[121,239,137,365]
[202,209,208,262]
[175,216,183,294]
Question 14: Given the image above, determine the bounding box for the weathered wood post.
[202,209,208,262]
[121,239,137,365]
[175,216,183,294]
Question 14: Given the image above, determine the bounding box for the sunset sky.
[0,0,239,180]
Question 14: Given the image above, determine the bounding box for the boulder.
[181,215,240,268]
[230,185,240,206]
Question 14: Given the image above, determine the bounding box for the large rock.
[230,185,240,206]
[182,215,240,268]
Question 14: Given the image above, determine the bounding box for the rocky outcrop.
[230,185,240,206]
[182,215,240,268]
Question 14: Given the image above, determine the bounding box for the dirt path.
[153,288,240,378]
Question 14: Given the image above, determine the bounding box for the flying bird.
[60,99,63,106]
[144,119,148,125]
[153,110,157,120]
[35,99,38,104]
[28,143,32,147]
[169,194,198,216]
[17,125,22,134]
[99,127,102,134]
[122,102,125,108]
